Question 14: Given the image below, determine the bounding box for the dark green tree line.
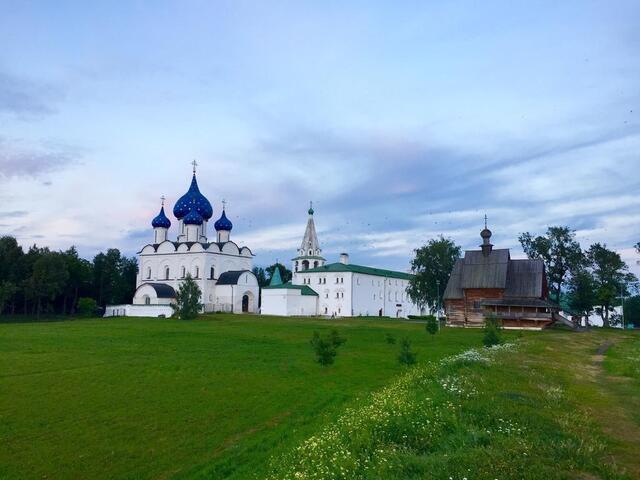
[0,236,137,317]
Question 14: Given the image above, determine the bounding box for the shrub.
[172,274,203,320]
[310,332,337,366]
[483,315,503,347]
[329,329,346,347]
[398,337,417,366]
[76,297,97,317]
[385,333,396,344]
[425,315,438,335]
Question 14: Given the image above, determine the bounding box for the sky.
[1,0,639,274]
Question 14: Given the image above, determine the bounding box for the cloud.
[0,210,28,218]
[0,71,63,118]
[0,137,81,179]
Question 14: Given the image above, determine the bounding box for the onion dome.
[183,208,204,225]
[308,201,314,215]
[480,227,492,239]
[151,206,171,229]
[173,174,213,221]
[214,209,233,231]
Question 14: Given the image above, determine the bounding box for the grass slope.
[0,315,484,480]
[267,328,640,479]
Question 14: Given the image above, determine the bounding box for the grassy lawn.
[0,314,485,480]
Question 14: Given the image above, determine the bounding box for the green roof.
[291,255,326,261]
[262,282,319,296]
[269,266,283,286]
[302,262,412,280]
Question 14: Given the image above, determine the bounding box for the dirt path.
[590,340,640,479]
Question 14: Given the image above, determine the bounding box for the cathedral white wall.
[104,304,173,318]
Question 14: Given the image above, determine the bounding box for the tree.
[93,249,137,306]
[172,273,202,320]
[0,236,24,314]
[252,266,268,287]
[398,338,417,366]
[519,226,583,304]
[62,247,93,315]
[425,315,438,335]
[28,251,70,318]
[623,296,640,328]
[407,236,461,313]
[587,243,637,328]
[310,332,337,366]
[483,315,502,347]
[266,263,292,284]
[566,269,596,325]
[76,297,98,317]
[0,281,17,315]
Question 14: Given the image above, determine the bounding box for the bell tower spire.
[292,201,325,276]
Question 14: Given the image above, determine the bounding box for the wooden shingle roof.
[443,249,546,300]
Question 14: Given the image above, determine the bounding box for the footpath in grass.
[266,329,640,480]
[0,315,483,480]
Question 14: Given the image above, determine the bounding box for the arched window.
[195,266,200,278]
[313,261,318,268]
[324,307,328,314]
[144,296,151,305]
[181,266,186,278]
[295,261,299,272]
[146,267,151,279]
[210,267,215,279]
[165,267,170,280]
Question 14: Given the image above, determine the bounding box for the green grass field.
[0,315,485,480]
[2,315,639,479]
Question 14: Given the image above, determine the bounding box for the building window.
[340,277,344,284]
[336,292,339,299]
[146,267,151,279]
[341,292,344,298]
[324,307,328,314]
[395,292,398,301]
[165,267,170,280]
[318,278,322,284]
[373,294,376,300]
[144,296,150,305]
[195,266,199,278]
[314,261,318,268]
[210,267,215,279]
[181,266,186,278]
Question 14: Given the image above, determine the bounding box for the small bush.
[311,331,346,366]
[385,333,396,344]
[329,329,346,347]
[425,315,438,335]
[398,338,417,366]
[76,297,97,317]
[172,274,203,320]
[483,315,503,347]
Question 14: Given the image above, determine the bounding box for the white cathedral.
[104,166,259,317]
[261,205,423,318]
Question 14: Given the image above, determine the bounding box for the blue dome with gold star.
[151,206,171,229]
[214,209,233,231]
[183,208,204,225]
[173,174,213,221]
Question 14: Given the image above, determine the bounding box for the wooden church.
[443,221,559,330]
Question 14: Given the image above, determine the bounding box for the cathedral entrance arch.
[241,291,255,313]
[242,295,249,312]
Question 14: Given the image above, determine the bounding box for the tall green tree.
[266,263,292,284]
[0,236,24,314]
[62,247,93,314]
[407,236,461,313]
[566,269,596,325]
[28,251,70,318]
[519,226,583,303]
[172,273,202,320]
[623,296,640,328]
[586,243,637,328]
[252,266,268,287]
